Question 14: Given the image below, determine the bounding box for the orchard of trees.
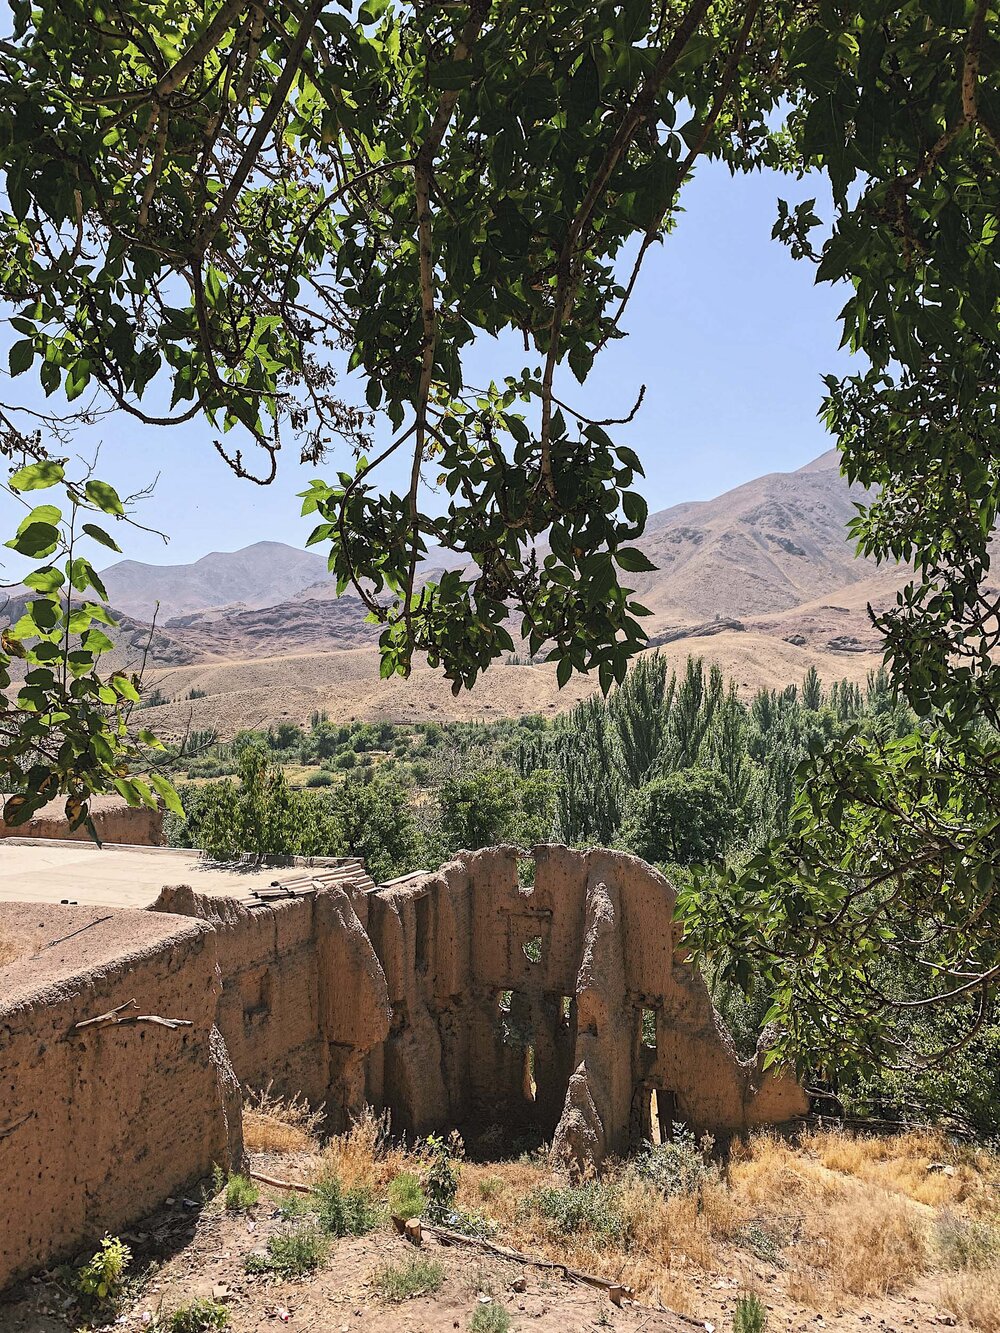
[167,656,911,871]
[1,1,999,1114]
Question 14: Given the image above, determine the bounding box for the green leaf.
[82,627,114,654]
[568,52,600,124]
[8,338,34,376]
[84,479,124,516]
[81,522,122,553]
[9,460,64,491]
[6,522,60,558]
[23,566,64,592]
[616,547,657,573]
[150,771,185,818]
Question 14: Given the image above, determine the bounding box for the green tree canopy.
[2,0,1000,1067]
[619,767,737,865]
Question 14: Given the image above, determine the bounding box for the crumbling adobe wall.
[152,883,390,1128]
[0,794,164,845]
[361,845,807,1166]
[0,902,242,1290]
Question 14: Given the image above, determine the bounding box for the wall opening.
[647,1087,678,1145]
[414,894,430,972]
[641,1007,657,1050]
[522,1044,537,1102]
[497,989,514,1045]
[560,995,573,1027]
[523,935,542,965]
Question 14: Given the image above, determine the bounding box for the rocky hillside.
[99,540,330,621]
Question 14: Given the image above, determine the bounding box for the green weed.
[524,1182,628,1245]
[388,1171,425,1221]
[733,1292,768,1333]
[76,1235,131,1312]
[312,1174,382,1236]
[224,1174,259,1212]
[469,1301,513,1332]
[372,1256,445,1302]
[168,1298,230,1332]
[244,1224,328,1277]
[472,1301,517,1333]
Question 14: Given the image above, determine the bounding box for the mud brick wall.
[0,845,806,1294]
[152,884,390,1129]
[0,903,241,1290]
[0,795,164,845]
[361,846,809,1160]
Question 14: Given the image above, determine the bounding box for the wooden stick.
[248,1171,313,1195]
[74,999,138,1029]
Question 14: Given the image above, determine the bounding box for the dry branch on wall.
[0,1111,35,1142]
[73,998,193,1033]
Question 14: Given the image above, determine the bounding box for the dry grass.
[248,1108,1000,1330]
[940,1268,1000,1332]
[242,1082,324,1155]
[803,1189,929,1296]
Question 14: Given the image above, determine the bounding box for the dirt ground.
[1,1124,995,1333]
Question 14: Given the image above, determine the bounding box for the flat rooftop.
[0,840,370,910]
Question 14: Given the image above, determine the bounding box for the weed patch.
[244,1224,328,1278]
[388,1171,425,1221]
[469,1301,512,1332]
[313,1173,382,1236]
[524,1182,628,1245]
[167,1298,230,1331]
[224,1174,259,1212]
[371,1256,444,1302]
[732,1292,767,1333]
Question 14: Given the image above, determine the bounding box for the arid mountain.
[5,450,912,735]
[626,448,878,625]
[99,540,330,621]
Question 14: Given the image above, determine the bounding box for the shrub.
[631,1128,714,1198]
[306,770,334,787]
[470,1302,513,1333]
[225,1174,259,1212]
[525,1182,628,1245]
[935,1211,999,1271]
[388,1171,425,1221]
[168,1298,230,1332]
[243,1083,324,1154]
[421,1133,460,1224]
[244,1224,328,1277]
[277,1193,312,1221]
[732,1221,784,1267]
[76,1235,131,1312]
[312,1174,382,1237]
[733,1293,768,1333]
[371,1256,444,1302]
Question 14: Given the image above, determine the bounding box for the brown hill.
[5,451,913,736]
[99,540,330,621]
[627,448,877,625]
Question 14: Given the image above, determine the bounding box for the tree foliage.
[1,0,995,691]
[1,0,1000,1066]
[0,459,179,831]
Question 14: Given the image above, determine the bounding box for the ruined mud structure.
[0,844,806,1289]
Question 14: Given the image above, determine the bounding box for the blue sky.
[1,160,851,571]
